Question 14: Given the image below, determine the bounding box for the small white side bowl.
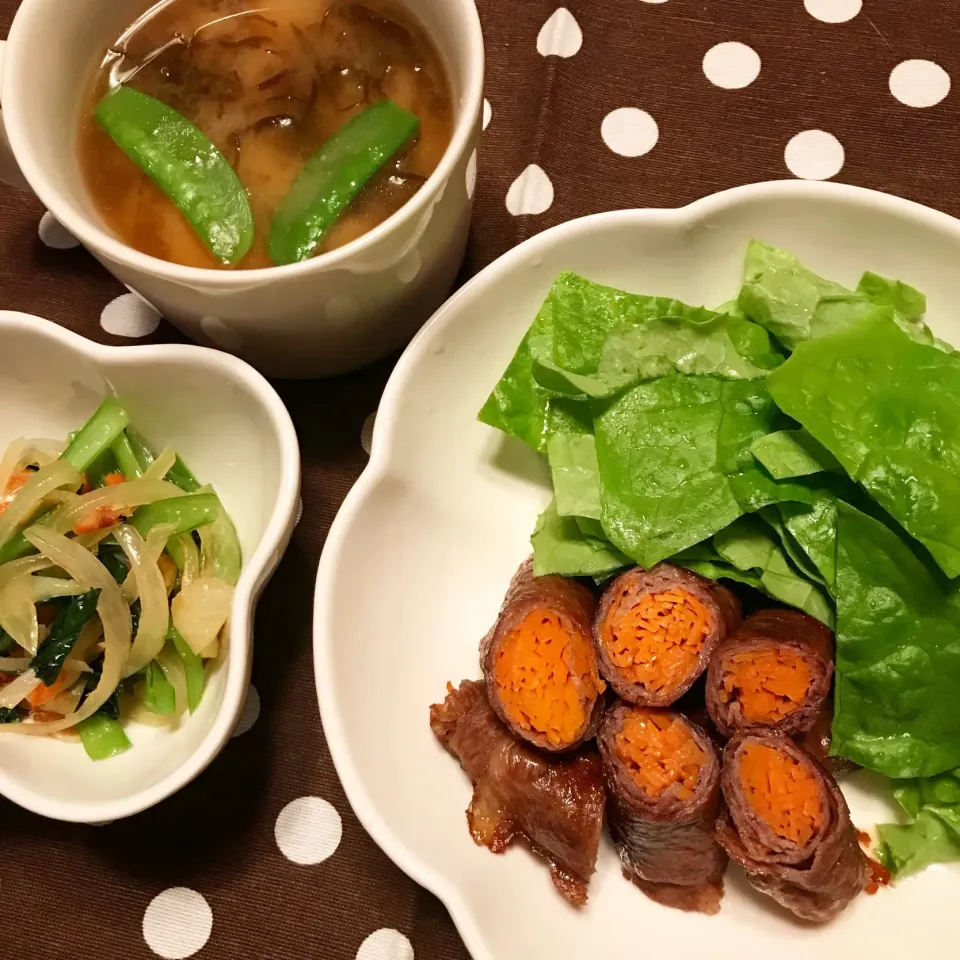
[0,312,299,822]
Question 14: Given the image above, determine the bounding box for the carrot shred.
[26,671,74,708]
[739,742,824,845]
[494,608,604,746]
[104,473,126,486]
[615,709,706,800]
[601,587,711,693]
[0,470,31,518]
[720,648,813,723]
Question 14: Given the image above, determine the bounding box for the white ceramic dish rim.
[314,178,960,960]
[0,312,300,822]
[0,0,484,286]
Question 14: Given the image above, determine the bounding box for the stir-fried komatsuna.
[0,398,240,760]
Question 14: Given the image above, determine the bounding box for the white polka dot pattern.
[232,685,260,737]
[483,98,492,130]
[361,411,377,455]
[100,293,162,338]
[702,42,761,89]
[356,929,414,960]
[275,796,343,865]
[38,212,80,250]
[889,60,950,108]
[784,129,845,180]
[142,888,213,960]
[537,8,582,58]
[601,108,659,158]
[466,149,478,200]
[804,0,861,22]
[506,165,554,216]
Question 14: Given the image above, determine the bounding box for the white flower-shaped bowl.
[0,312,299,822]
[315,181,960,960]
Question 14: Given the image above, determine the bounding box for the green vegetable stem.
[268,99,420,265]
[96,86,254,265]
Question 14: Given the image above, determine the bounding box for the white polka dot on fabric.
[295,497,304,526]
[232,684,260,737]
[482,99,492,130]
[100,292,162,338]
[465,149,478,200]
[143,888,212,960]
[360,411,376,455]
[536,8,582,58]
[356,929,414,960]
[804,0,861,22]
[638,0,670,4]
[200,315,242,351]
[601,108,659,158]
[784,129,845,181]
[275,796,343,865]
[702,41,761,89]
[889,59,951,108]
[38,211,80,250]
[505,164,554,216]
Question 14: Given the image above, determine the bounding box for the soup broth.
[77,0,454,269]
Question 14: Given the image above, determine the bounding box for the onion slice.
[0,438,28,497]
[0,575,39,654]
[0,668,41,708]
[1,528,131,734]
[171,576,232,655]
[177,533,200,588]
[143,447,177,482]
[52,478,183,533]
[32,577,86,602]
[114,524,169,677]
[0,657,31,672]
[0,460,83,548]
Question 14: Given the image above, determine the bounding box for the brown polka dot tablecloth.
[0,1,958,957]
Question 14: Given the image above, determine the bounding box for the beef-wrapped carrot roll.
[716,731,868,922]
[594,565,741,706]
[431,679,605,906]
[480,558,604,752]
[706,609,834,738]
[598,701,727,914]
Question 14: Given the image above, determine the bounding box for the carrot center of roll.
[494,609,603,746]
[739,742,824,846]
[720,648,813,723]
[602,588,711,694]
[614,709,706,800]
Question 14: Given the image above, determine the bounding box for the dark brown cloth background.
[1,1,958,957]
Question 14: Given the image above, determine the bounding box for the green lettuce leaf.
[877,768,960,876]
[530,499,631,578]
[712,515,834,625]
[750,429,841,480]
[594,375,792,567]
[768,312,960,578]
[479,273,717,451]
[737,240,848,350]
[547,433,602,520]
[831,502,960,778]
[857,271,926,320]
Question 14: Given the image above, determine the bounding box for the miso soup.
[77,0,454,269]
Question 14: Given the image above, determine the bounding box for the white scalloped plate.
[315,181,960,960]
[0,313,300,822]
